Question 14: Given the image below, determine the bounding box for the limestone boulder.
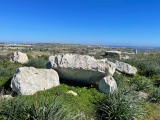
[97,58,116,76]
[98,76,117,95]
[110,60,137,75]
[11,67,59,95]
[47,54,116,84]
[105,51,121,59]
[11,51,28,64]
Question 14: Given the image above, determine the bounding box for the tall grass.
[0,94,82,120]
[123,53,160,77]
[129,76,153,92]
[148,88,160,103]
[0,59,23,88]
[96,87,146,120]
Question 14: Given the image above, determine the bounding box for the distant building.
[134,49,138,54]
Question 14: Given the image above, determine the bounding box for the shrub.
[153,80,160,88]
[26,58,47,68]
[123,54,160,77]
[138,61,160,77]
[0,60,23,88]
[113,73,130,88]
[96,87,146,120]
[129,76,153,92]
[0,66,12,77]
[148,88,160,103]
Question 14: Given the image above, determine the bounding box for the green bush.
[0,66,12,77]
[96,87,146,120]
[113,73,130,88]
[123,54,160,77]
[138,61,160,77]
[26,58,47,68]
[148,88,160,103]
[0,60,23,88]
[129,76,153,92]
[153,80,160,88]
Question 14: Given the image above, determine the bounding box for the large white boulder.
[110,60,137,75]
[47,54,116,84]
[11,67,59,95]
[98,76,117,95]
[11,51,29,64]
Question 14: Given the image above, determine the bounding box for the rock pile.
[10,54,137,95]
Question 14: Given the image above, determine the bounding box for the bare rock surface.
[11,67,59,95]
[10,51,28,64]
[138,91,149,99]
[0,95,13,100]
[47,54,116,84]
[110,60,137,75]
[98,76,117,95]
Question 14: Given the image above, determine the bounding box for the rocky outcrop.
[47,54,116,84]
[11,67,59,95]
[10,51,28,64]
[110,60,137,75]
[98,76,117,95]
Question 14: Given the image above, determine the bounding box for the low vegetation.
[0,45,160,119]
[123,53,160,77]
[0,57,23,89]
[26,58,47,68]
[96,87,146,120]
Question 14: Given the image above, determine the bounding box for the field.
[0,43,160,120]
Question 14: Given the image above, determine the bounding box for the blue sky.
[0,0,160,46]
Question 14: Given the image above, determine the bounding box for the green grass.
[0,84,106,119]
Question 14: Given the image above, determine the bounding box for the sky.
[0,0,160,46]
